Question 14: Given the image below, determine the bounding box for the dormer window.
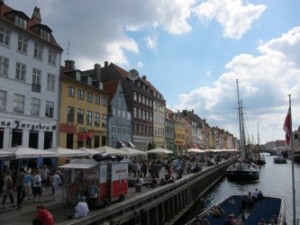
[40,29,50,41]
[15,15,27,29]
[87,77,92,85]
[5,10,29,30]
[30,24,52,42]
[75,71,81,81]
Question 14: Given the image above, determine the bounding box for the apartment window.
[102,97,108,106]
[67,106,74,123]
[48,48,56,65]
[0,90,7,111]
[31,98,40,116]
[78,89,84,100]
[87,92,93,103]
[17,35,28,53]
[77,109,84,124]
[95,95,100,105]
[15,62,26,81]
[32,68,41,93]
[33,42,43,60]
[94,112,100,127]
[68,86,75,97]
[102,114,107,128]
[86,111,92,126]
[47,73,55,90]
[0,56,9,77]
[0,26,10,46]
[15,15,27,29]
[133,92,137,101]
[13,94,25,113]
[45,101,54,118]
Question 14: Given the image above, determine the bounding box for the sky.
[5,0,300,145]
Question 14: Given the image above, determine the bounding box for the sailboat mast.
[236,79,245,160]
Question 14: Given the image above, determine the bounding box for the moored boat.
[185,194,285,225]
[274,156,287,164]
[227,161,260,181]
[226,80,260,181]
[255,153,266,165]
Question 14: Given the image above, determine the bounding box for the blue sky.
[6,0,300,144]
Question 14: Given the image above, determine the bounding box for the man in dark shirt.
[16,168,26,209]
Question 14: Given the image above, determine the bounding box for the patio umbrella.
[119,147,146,156]
[5,146,59,159]
[0,150,15,159]
[46,147,90,157]
[187,148,206,153]
[146,148,173,154]
[89,146,127,155]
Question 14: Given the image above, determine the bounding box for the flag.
[283,106,291,145]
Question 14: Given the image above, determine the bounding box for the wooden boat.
[226,80,259,181]
[185,194,285,225]
[255,153,266,165]
[273,156,287,164]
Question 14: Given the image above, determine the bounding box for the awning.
[59,163,98,169]
[128,141,136,148]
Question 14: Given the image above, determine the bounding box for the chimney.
[142,75,147,80]
[104,61,109,67]
[65,60,75,71]
[94,63,101,80]
[32,7,41,23]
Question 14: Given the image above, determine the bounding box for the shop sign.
[0,119,56,131]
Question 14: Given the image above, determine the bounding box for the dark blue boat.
[186,194,285,225]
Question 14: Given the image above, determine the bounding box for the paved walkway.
[0,162,212,224]
[0,186,75,225]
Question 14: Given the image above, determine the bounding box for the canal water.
[175,154,300,225]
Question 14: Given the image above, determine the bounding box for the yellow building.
[59,60,109,150]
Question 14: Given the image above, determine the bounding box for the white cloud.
[193,0,266,39]
[175,27,300,143]
[145,35,158,50]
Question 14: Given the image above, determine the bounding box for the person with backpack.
[32,169,42,202]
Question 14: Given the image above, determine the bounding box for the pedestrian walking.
[24,170,33,200]
[51,170,61,200]
[32,169,43,202]
[41,165,50,190]
[1,170,16,208]
[16,167,26,208]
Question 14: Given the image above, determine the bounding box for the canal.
[175,153,300,225]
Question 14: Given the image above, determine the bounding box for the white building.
[0,2,62,150]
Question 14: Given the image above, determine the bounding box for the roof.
[59,163,98,169]
[0,2,62,50]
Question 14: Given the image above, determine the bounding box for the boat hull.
[185,194,285,225]
[226,162,260,181]
[226,170,260,181]
[273,157,287,164]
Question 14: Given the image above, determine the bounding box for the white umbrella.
[5,146,59,159]
[46,147,90,157]
[119,147,146,156]
[187,148,206,153]
[90,146,127,155]
[146,148,173,154]
[0,150,15,158]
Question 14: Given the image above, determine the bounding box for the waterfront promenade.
[0,158,231,225]
[0,179,156,225]
[0,166,182,225]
